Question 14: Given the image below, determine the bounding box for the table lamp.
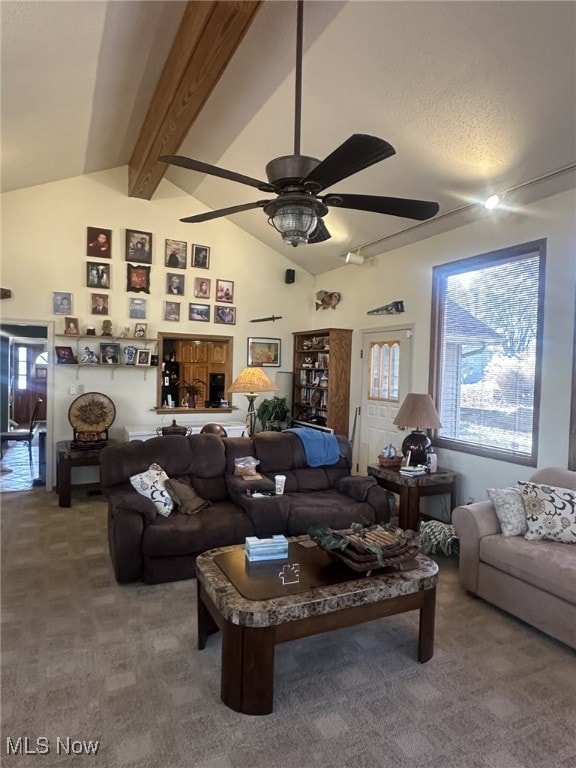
[227,366,278,437]
[393,393,442,465]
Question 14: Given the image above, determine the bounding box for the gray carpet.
[1,489,575,768]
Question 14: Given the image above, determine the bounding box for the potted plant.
[178,378,205,408]
[256,395,291,431]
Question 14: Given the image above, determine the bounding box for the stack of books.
[399,465,429,477]
[245,535,289,562]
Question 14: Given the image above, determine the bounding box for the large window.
[430,239,546,465]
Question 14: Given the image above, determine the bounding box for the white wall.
[1,167,315,478]
[307,189,576,504]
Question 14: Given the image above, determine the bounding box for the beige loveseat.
[452,467,576,650]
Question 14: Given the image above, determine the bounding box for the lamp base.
[401,430,431,466]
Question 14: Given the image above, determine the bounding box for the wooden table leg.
[399,486,421,531]
[197,583,219,650]
[57,454,72,507]
[418,586,436,662]
[221,622,275,715]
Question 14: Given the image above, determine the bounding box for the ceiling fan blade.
[301,135,396,193]
[180,201,269,223]
[160,155,277,193]
[308,219,331,244]
[323,193,439,221]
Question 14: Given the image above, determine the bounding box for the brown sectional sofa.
[100,431,392,584]
[452,467,576,650]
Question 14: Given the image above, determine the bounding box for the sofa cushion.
[518,482,576,544]
[479,534,576,605]
[142,501,254,557]
[487,487,528,537]
[165,478,211,515]
[285,490,377,535]
[130,464,174,517]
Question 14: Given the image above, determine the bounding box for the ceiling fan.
[160,1,439,247]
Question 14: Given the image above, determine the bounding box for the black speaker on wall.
[285,268,295,284]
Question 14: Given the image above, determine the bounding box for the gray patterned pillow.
[487,487,527,537]
[130,463,174,517]
[517,482,576,543]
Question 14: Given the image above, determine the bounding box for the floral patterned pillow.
[130,463,174,517]
[517,482,576,544]
[487,487,527,537]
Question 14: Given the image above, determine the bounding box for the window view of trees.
[432,240,545,464]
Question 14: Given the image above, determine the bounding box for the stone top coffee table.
[196,537,438,715]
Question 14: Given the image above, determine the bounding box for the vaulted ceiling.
[2,1,575,275]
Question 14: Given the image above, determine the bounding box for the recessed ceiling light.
[484,194,500,210]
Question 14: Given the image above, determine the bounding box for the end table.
[56,440,117,507]
[367,464,457,531]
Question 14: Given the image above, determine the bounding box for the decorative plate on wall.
[68,392,116,434]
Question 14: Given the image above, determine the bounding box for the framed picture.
[136,349,151,366]
[216,279,234,303]
[100,342,121,365]
[126,264,151,294]
[55,346,77,364]
[128,297,147,319]
[164,301,181,322]
[214,305,236,325]
[133,322,147,338]
[247,337,281,367]
[79,345,99,364]
[86,227,112,258]
[189,303,210,322]
[34,365,48,379]
[87,261,110,288]
[165,239,187,269]
[194,277,211,298]
[53,292,72,315]
[90,293,109,315]
[166,272,185,295]
[64,316,80,336]
[192,244,210,269]
[125,229,152,263]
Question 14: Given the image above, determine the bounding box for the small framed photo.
[194,277,211,298]
[127,264,151,294]
[91,293,109,315]
[189,303,210,322]
[214,305,236,325]
[80,345,99,364]
[55,346,77,364]
[128,297,147,319]
[87,261,110,288]
[86,227,112,258]
[100,343,121,365]
[136,349,151,366]
[64,317,80,336]
[53,292,72,315]
[166,272,185,295]
[165,239,187,269]
[216,279,234,303]
[164,301,181,322]
[35,365,48,379]
[247,337,281,367]
[133,322,147,338]
[125,229,152,263]
[192,244,210,269]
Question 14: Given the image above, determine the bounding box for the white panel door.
[358,327,412,473]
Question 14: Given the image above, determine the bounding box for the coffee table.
[196,538,438,715]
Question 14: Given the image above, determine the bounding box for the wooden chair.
[0,398,43,461]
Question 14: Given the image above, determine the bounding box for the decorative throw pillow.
[129,463,174,517]
[487,487,528,537]
[517,481,576,544]
[165,479,211,515]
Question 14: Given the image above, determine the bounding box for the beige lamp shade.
[393,393,442,430]
[227,366,278,396]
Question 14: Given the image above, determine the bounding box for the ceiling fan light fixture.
[268,203,318,247]
[484,194,500,210]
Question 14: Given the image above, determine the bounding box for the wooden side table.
[367,464,457,531]
[56,440,117,507]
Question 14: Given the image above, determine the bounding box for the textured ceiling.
[2,1,575,275]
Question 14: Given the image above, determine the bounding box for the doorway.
[358,326,413,473]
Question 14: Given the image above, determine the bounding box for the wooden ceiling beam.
[128,0,262,200]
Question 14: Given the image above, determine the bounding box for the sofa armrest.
[106,488,152,583]
[335,476,392,523]
[232,493,290,537]
[366,485,393,524]
[452,501,502,593]
[225,474,276,496]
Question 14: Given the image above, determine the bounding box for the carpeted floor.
[1,488,575,768]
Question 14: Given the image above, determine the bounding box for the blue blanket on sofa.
[285,427,341,467]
